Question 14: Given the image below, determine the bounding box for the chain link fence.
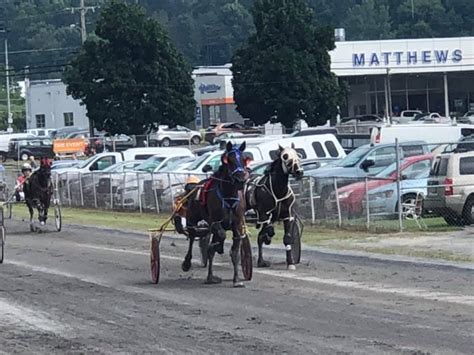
[6,137,472,232]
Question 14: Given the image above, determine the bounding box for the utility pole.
[4,38,12,132]
[66,0,98,137]
[0,2,12,133]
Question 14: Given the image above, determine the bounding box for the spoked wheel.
[199,233,210,267]
[240,235,253,281]
[150,236,160,284]
[54,201,62,232]
[291,215,304,264]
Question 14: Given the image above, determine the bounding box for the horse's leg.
[205,223,224,284]
[42,197,50,224]
[27,201,35,232]
[283,219,296,270]
[257,223,274,268]
[182,230,195,272]
[231,224,244,288]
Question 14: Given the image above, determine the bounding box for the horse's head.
[39,157,52,181]
[222,141,250,189]
[278,143,304,180]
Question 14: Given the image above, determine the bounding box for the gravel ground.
[0,219,473,354]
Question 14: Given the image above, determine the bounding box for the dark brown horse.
[23,158,53,232]
[246,144,303,269]
[183,141,250,287]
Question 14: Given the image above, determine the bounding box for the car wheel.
[160,138,171,147]
[20,152,29,161]
[462,197,474,225]
[191,135,201,145]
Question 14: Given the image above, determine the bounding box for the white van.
[371,123,474,146]
[121,147,194,161]
[251,134,346,161]
[0,133,35,160]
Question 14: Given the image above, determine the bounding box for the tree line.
[1,0,473,132]
[2,0,473,73]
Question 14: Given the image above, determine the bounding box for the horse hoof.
[233,281,245,288]
[257,260,271,268]
[205,275,222,285]
[287,264,296,271]
[181,259,192,272]
[30,225,36,232]
[40,221,45,226]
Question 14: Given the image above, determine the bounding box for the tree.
[63,0,195,135]
[392,0,454,38]
[343,0,393,40]
[232,0,342,128]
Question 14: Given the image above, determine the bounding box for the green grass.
[9,205,470,263]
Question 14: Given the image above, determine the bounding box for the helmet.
[186,175,200,184]
[22,163,32,172]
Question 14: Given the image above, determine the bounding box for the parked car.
[8,137,55,161]
[408,112,451,124]
[392,110,423,124]
[336,133,371,154]
[370,123,474,146]
[27,128,57,138]
[336,115,384,134]
[424,151,474,225]
[306,141,431,217]
[291,127,338,137]
[150,125,201,147]
[329,154,432,217]
[458,111,474,124]
[204,122,262,143]
[51,159,80,170]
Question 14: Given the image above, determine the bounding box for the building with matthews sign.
[330,36,474,118]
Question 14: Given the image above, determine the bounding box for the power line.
[0,46,80,56]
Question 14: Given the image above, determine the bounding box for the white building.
[192,64,245,129]
[25,79,89,131]
[330,36,474,118]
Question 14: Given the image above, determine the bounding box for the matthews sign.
[330,37,474,76]
[352,49,462,67]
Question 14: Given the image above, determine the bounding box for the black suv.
[8,137,55,161]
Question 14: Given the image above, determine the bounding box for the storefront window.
[209,105,221,124]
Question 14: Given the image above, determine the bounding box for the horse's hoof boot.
[205,275,222,284]
[233,281,245,288]
[287,264,296,271]
[257,260,271,268]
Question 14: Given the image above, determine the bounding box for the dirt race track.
[0,220,473,354]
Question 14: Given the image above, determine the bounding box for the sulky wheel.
[0,206,4,227]
[199,233,210,267]
[0,225,5,264]
[150,236,160,284]
[54,201,62,232]
[291,216,304,264]
[240,235,253,281]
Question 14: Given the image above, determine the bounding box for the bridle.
[280,148,303,177]
[221,147,249,183]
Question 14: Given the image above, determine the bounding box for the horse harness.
[247,174,296,226]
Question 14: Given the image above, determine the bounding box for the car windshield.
[135,156,166,173]
[182,153,213,171]
[76,155,97,169]
[336,146,371,167]
[158,157,194,172]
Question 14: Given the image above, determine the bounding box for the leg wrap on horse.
[211,224,226,255]
[258,224,275,245]
[283,232,294,246]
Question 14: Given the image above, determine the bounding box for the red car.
[331,154,433,217]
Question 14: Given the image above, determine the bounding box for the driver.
[15,163,33,201]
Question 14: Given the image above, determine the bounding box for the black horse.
[23,158,53,232]
[183,141,250,287]
[246,144,303,269]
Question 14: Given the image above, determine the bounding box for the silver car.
[150,126,201,147]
